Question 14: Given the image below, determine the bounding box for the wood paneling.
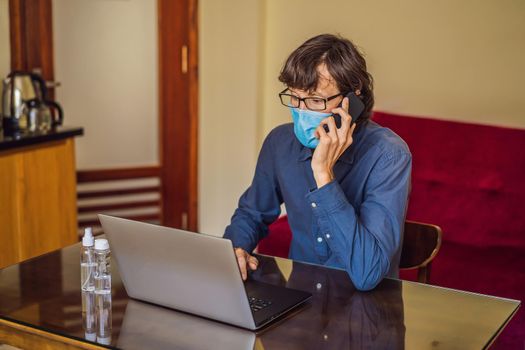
[77,166,160,183]
[77,166,162,233]
[78,200,160,213]
[0,140,78,268]
[77,186,161,199]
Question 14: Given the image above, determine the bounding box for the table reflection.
[81,291,96,341]
[81,290,113,345]
[253,256,405,349]
[117,300,256,350]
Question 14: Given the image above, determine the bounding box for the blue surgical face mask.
[289,107,332,148]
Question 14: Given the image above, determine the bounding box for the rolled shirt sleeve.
[306,151,412,291]
[224,133,283,253]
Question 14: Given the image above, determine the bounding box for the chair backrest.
[262,217,443,284]
[400,220,443,284]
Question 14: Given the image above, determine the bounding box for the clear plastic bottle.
[94,238,112,340]
[80,227,96,292]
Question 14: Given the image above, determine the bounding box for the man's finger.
[235,249,248,280]
[315,124,331,146]
[331,97,351,122]
[321,117,338,142]
[248,256,258,270]
[344,123,357,148]
[342,96,349,112]
[237,255,247,280]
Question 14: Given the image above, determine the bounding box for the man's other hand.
[234,248,259,280]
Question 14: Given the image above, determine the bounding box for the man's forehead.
[290,81,338,96]
[297,64,337,95]
[316,75,336,92]
[316,64,335,85]
[285,63,340,96]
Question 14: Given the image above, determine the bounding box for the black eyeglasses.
[278,88,343,111]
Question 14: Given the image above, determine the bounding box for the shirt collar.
[298,146,313,162]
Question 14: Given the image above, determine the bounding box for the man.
[224,34,411,291]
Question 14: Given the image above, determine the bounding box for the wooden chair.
[399,220,443,284]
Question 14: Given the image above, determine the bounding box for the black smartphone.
[333,91,365,128]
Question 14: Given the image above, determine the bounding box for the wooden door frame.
[9,0,55,95]
[158,0,199,231]
[9,0,199,232]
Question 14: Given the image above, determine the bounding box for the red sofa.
[258,111,525,349]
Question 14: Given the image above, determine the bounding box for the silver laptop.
[98,215,311,331]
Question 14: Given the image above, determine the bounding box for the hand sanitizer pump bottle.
[94,238,112,342]
[80,227,96,291]
[81,227,97,339]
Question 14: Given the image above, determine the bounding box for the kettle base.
[2,116,25,134]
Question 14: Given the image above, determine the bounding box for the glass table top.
[0,241,520,349]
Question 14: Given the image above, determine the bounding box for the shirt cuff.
[305,180,349,217]
[223,230,256,253]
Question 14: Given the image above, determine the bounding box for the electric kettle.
[1,71,64,133]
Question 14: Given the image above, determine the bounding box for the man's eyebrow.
[289,89,326,97]
[309,91,330,98]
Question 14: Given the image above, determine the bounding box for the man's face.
[288,64,344,113]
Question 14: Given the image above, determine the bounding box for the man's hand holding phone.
[234,247,259,281]
[311,96,357,189]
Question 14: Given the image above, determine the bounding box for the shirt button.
[317,237,323,243]
[325,233,331,239]
[316,283,322,290]
[311,202,317,208]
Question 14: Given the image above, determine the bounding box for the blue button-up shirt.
[224,120,412,290]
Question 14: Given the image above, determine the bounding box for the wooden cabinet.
[0,137,78,268]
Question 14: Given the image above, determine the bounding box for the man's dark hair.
[278,34,374,123]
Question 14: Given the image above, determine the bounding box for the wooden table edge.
[0,317,105,350]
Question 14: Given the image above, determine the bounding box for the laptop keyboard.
[249,296,272,312]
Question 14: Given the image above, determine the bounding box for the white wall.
[52,0,158,169]
[199,0,525,236]
[0,0,10,100]
[198,0,263,236]
[262,0,525,137]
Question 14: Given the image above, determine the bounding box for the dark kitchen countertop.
[0,126,84,152]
